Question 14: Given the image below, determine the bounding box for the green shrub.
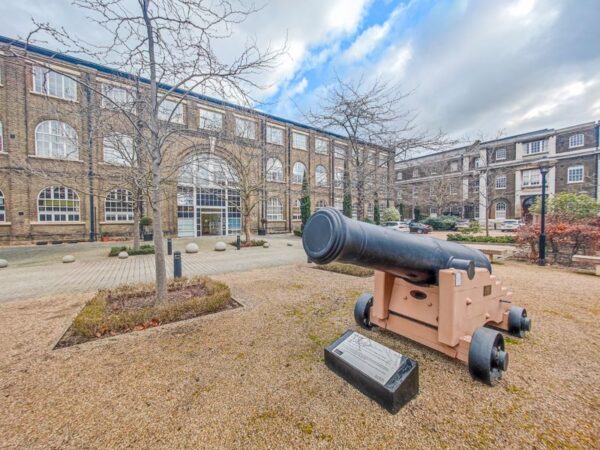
[361,217,374,224]
[447,234,516,244]
[140,216,153,227]
[293,229,302,237]
[460,220,481,234]
[109,245,155,257]
[228,239,267,247]
[382,207,400,222]
[423,215,458,230]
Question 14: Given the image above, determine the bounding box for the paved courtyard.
[0,235,306,303]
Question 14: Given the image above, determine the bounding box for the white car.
[500,219,521,232]
[382,221,410,232]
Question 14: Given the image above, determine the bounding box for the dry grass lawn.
[0,261,598,449]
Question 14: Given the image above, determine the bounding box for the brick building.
[395,123,600,223]
[0,37,394,243]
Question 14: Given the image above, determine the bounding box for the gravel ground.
[0,261,598,449]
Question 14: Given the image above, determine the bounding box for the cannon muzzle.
[302,208,491,284]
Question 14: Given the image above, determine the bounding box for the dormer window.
[525,140,546,155]
[568,133,584,149]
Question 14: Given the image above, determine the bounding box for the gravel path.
[0,261,598,449]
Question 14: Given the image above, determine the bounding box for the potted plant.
[140,216,153,241]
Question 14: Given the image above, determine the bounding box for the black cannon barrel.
[302,208,491,284]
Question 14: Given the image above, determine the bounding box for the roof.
[0,35,353,142]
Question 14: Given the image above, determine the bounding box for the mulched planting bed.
[55,276,239,348]
[228,239,267,248]
[108,245,155,257]
[313,262,374,277]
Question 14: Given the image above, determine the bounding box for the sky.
[1,0,599,142]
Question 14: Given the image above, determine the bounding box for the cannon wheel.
[354,293,373,330]
[468,327,508,386]
[508,306,531,338]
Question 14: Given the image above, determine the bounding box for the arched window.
[316,200,327,209]
[38,186,80,222]
[105,189,134,222]
[35,120,78,160]
[0,190,5,222]
[495,200,507,220]
[266,158,283,182]
[292,199,301,220]
[316,165,328,186]
[267,197,283,221]
[292,162,307,184]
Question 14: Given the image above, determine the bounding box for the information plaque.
[324,330,418,413]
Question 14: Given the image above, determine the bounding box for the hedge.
[447,234,516,244]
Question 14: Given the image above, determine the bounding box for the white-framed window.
[32,66,77,101]
[352,204,358,220]
[35,120,78,160]
[103,134,134,166]
[316,200,327,209]
[495,175,507,190]
[334,145,346,159]
[334,168,344,188]
[525,140,546,155]
[521,169,541,187]
[235,117,256,139]
[105,188,134,222]
[158,99,184,123]
[450,161,458,172]
[101,83,132,108]
[266,125,284,145]
[568,134,584,149]
[292,161,307,184]
[334,198,343,211]
[0,190,5,222]
[0,120,3,152]
[266,158,284,182]
[495,201,507,220]
[292,132,308,150]
[396,171,403,180]
[198,108,224,131]
[495,148,506,161]
[315,138,329,155]
[367,203,374,219]
[567,165,584,183]
[449,183,457,195]
[37,186,80,222]
[292,199,301,220]
[316,165,328,186]
[412,168,419,177]
[267,197,283,221]
[474,157,482,168]
[368,150,376,165]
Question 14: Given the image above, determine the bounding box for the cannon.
[303,208,531,385]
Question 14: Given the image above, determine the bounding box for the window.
[334,145,346,159]
[0,190,5,222]
[449,183,457,195]
[37,186,80,222]
[315,138,329,155]
[474,158,482,168]
[315,165,328,186]
[396,171,403,180]
[316,200,327,209]
[334,168,344,188]
[198,108,223,131]
[103,134,134,165]
[495,148,506,161]
[334,198,343,210]
[352,204,358,220]
[495,175,507,190]
[35,120,78,160]
[292,199,301,220]
[105,189,134,221]
[101,84,132,108]
[568,134,584,149]
[158,99,184,123]
[450,161,459,172]
[32,66,77,101]
[292,132,308,150]
[367,203,374,219]
[521,169,541,187]
[267,197,283,221]
[266,158,283,182]
[495,201,507,220]
[292,162,307,184]
[0,120,3,152]
[525,140,546,155]
[266,126,284,145]
[412,169,419,178]
[567,165,584,183]
[235,117,256,139]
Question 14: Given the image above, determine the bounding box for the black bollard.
[173,251,182,278]
[236,234,241,250]
[167,238,173,256]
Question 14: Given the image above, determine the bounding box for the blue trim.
[0,35,348,140]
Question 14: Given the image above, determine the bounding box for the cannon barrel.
[302,208,491,284]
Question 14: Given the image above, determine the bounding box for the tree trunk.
[151,155,168,304]
[132,204,140,251]
[243,216,252,243]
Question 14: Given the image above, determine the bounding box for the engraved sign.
[332,332,403,385]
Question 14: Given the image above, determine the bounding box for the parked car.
[500,219,521,232]
[382,221,410,232]
[408,221,432,234]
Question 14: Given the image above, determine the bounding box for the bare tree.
[9,0,282,304]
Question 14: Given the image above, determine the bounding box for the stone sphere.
[286,241,293,247]
[0,259,8,268]
[118,251,129,259]
[62,255,76,264]
[214,241,227,252]
[185,242,199,254]
[263,242,270,248]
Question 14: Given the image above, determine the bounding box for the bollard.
[173,251,182,278]
[167,238,173,256]
[236,234,241,250]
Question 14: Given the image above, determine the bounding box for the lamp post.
[537,157,557,266]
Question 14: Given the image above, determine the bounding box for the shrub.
[460,220,481,234]
[293,229,302,237]
[382,207,400,222]
[140,216,153,227]
[423,215,458,231]
[109,245,155,257]
[228,239,267,247]
[448,234,516,244]
[361,217,374,224]
[314,262,374,277]
[529,192,600,221]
